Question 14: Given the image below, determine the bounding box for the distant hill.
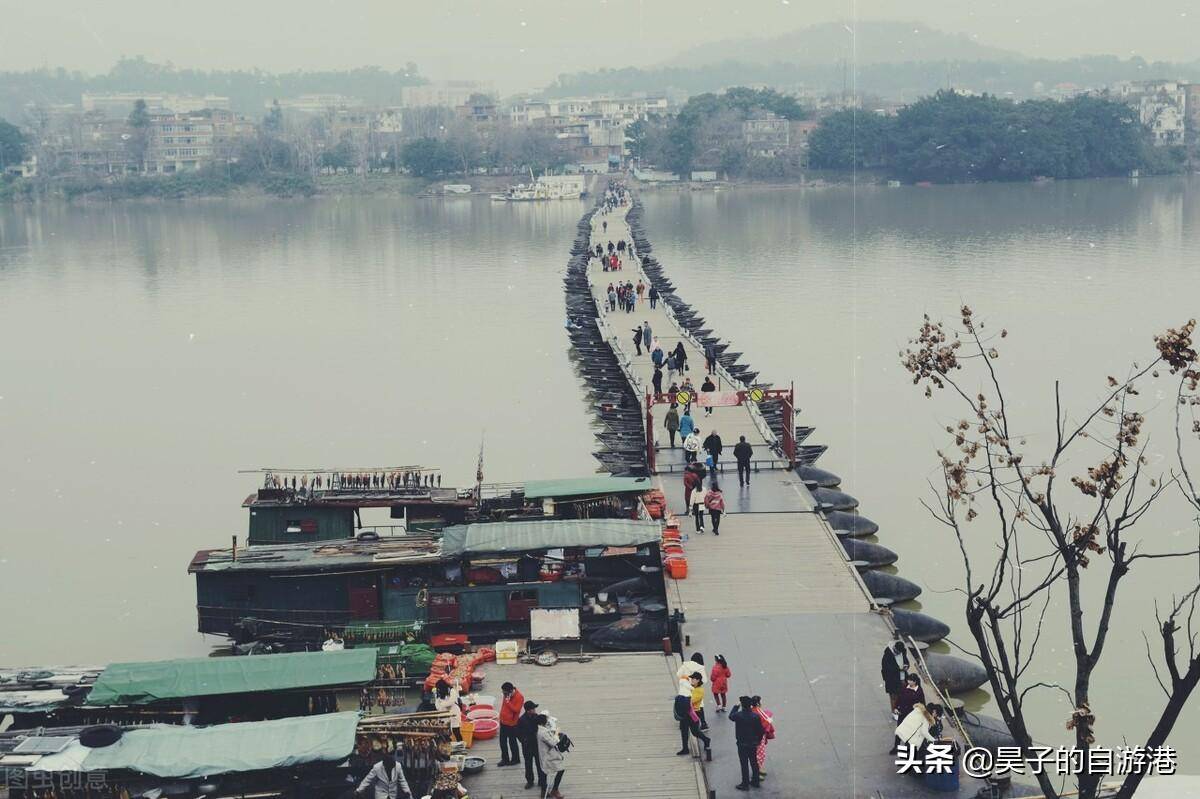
[543,54,1200,101]
[664,21,1019,68]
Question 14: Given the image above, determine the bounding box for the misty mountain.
[663,21,1020,68]
[544,55,1200,101]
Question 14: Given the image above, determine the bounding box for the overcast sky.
[1,0,1198,92]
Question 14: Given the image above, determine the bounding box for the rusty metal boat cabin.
[191,474,665,647]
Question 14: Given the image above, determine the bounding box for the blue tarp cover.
[79,712,359,778]
[86,649,377,705]
[440,518,661,556]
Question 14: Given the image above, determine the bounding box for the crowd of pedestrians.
[438,680,572,798]
[881,643,948,770]
[672,652,776,791]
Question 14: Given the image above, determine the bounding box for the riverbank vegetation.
[808,91,1185,181]
[904,309,1199,799]
[0,57,425,119]
[627,87,809,179]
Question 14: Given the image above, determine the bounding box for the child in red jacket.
[710,655,731,712]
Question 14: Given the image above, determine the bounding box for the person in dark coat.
[673,342,688,372]
[648,285,659,309]
[700,376,717,416]
[631,325,643,355]
[705,342,717,373]
[730,696,764,790]
[703,430,723,468]
[881,642,909,716]
[517,700,545,790]
[733,436,753,487]
[664,404,680,447]
[893,674,926,750]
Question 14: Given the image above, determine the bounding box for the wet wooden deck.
[666,511,870,617]
[460,655,707,799]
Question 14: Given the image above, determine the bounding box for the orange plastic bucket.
[460,719,475,748]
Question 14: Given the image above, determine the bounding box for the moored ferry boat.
[188,470,669,651]
[490,172,586,201]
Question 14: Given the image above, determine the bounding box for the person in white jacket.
[894,703,936,757]
[433,679,463,741]
[356,753,412,799]
[536,714,567,799]
[675,652,705,682]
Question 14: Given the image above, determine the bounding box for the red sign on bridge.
[644,384,795,473]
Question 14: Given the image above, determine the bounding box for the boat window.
[509,590,537,603]
[285,519,318,534]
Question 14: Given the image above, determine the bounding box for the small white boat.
[491,170,585,202]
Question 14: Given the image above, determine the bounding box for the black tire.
[79,725,123,748]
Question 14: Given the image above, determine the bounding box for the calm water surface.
[640,177,1200,764]
[2,179,1200,764]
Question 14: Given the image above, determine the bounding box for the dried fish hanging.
[358,711,455,797]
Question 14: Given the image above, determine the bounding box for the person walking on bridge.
[678,408,696,441]
[700,375,716,416]
[632,324,643,355]
[705,342,718,374]
[882,642,909,719]
[703,430,723,469]
[664,404,680,447]
[517,700,545,790]
[734,436,753,487]
[704,484,725,535]
[710,655,731,713]
[731,696,764,790]
[602,219,607,233]
[683,428,701,466]
[652,365,664,396]
[675,675,712,758]
[498,682,525,767]
[673,341,689,373]
[648,284,659,309]
[642,321,652,350]
[751,696,776,779]
[683,463,702,510]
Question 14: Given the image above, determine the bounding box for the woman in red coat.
[710,655,731,712]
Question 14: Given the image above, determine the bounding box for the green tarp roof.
[86,649,377,706]
[79,712,359,778]
[523,476,652,499]
[441,518,662,556]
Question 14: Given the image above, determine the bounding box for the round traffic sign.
[675,390,691,405]
[749,387,765,403]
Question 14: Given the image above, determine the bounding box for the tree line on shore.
[624,88,1186,183]
[808,91,1186,181]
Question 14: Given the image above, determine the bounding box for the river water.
[2,179,1199,763]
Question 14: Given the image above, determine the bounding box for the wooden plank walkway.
[666,512,869,618]
[460,655,707,799]
[586,205,783,473]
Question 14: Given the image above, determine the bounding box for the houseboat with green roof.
[190,471,670,650]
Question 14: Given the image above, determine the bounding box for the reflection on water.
[0,196,596,665]
[640,177,1200,761]
[3,180,1200,761]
